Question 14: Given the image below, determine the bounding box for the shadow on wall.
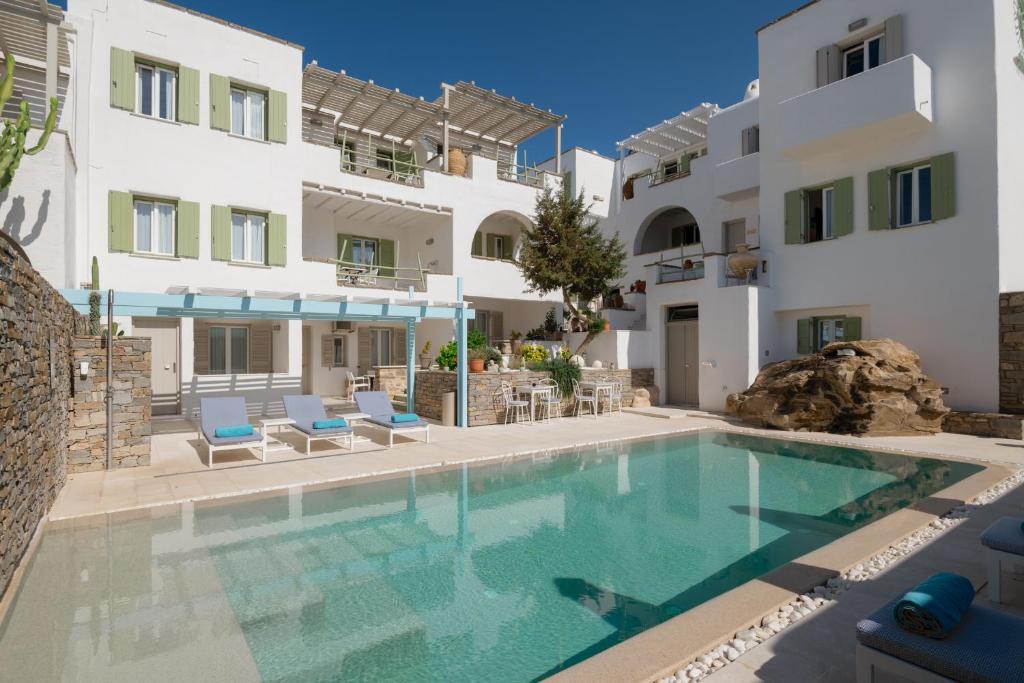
[184,374,303,418]
[0,188,50,247]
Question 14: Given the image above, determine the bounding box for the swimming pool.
[0,431,982,682]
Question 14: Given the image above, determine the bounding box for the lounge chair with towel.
[855,571,1024,682]
[199,397,264,468]
[980,516,1024,603]
[354,391,430,448]
[282,394,355,455]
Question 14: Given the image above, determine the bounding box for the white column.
[45,21,58,104]
[286,319,302,375]
[554,123,563,174]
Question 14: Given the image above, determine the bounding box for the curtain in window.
[157,203,174,254]
[138,66,153,116]
[136,202,152,252]
[159,70,174,120]
[250,92,265,140]
[231,213,246,261]
[209,327,226,374]
[230,328,248,373]
[231,90,246,135]
[249,215,265,263]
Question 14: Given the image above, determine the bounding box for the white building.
[4,0,1023,417]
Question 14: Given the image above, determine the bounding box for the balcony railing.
[302,255,431,292]
[340,147,424,187]
[648,165,692,187]
[497,160,544,188]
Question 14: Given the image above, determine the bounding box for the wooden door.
[133,318,180,415]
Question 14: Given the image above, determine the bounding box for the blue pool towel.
[313,418,348,430]
[390,413,419,424]
[893,572,974,639]
[214,424,254,438]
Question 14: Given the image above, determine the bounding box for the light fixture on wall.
[425,237,434,245]
[79,361,90,377]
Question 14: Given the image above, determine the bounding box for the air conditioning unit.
[333,321,355,333]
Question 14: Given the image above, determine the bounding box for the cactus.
[88,291,101,336]
[1,53,58,193]
[1017,0,1024,74]
[91,256,99,290]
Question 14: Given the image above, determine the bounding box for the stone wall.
[0,233,87,599]
[944,411,1024,440]
[414,367,655,426]
[374,366,408,400]
[1000,292,1024,414]
[68,336,152,472]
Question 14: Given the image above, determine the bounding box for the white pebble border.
[657,468,1024,683]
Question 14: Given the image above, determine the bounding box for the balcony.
[714,152,759,201]
[778,54,932,159]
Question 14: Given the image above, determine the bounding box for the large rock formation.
[726,339,949,435]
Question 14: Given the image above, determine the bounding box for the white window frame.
[803,186,834,242]
[230,211,266,264]
[135,63,176,121]
[332,335,346,367]
[208,325,249,375]
[229,86,267,140]
[369,328,393,367]
[817,318,846,350]
[133,198,176,256]
[895,164,932,228]
[843,33,884,78]
[351,238,378,267]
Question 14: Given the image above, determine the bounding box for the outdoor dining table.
[514,384,553,423]
[580,380,616,415]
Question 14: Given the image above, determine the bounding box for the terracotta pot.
[469,358,485,373]
[603,320,611,332]
[449,148,468,177]
[727,243,758,279]
[635,280,647,294]
[622,177,634,200]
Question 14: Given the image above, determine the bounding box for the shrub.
[544,307,559,335]
[469,347,488,361]
[435,340,458,369]
[538,358,580,397]
[520,343,548,365]
[587,314,606,334]
[524,327,546,341]
[468,328,487,349]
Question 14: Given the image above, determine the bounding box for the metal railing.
[656,258,704,284]
[497,160,544,188]
[340,147,424,187]
[648,164,692,187]
[302,252,431,292]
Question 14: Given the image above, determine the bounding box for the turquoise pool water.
[0,432,981,682]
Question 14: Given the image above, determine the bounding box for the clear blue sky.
[68,0,800,160]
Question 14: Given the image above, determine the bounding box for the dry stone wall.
[1000,292,1024,414]
[68,336,152,472]
[0,233,87,598]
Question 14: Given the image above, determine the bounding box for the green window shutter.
[108,190,134,252]
[832,177,854,237]
[679,154,691,175]
[844,316,862,342]
[177,66,200,124]
[176,200,200,258]
[110,48,135,110]
[268,89,287,143]
[394,149,417,178]
[784,190,803,244]
[931,152,956,221]
[378,239,396,278]
[209,74,231,131]
[210,205,232,260]
[502,235,514,260]
[485,233,497,258]
[868,168,892,230]
[267,213,287,266]
[883,15,904,63]
[337,234,353,262]
[797,318,813,354]
[471,231,483,257]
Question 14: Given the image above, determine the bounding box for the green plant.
[509,330,522,342]
[468,347,488,361]
[539,358,581,397]
[524,327,545,341]
[1,54,58,193]
[420,340,432,356]
[88,291,101,336]
[543,307,559,335]
[485,346,501,365]
[558,345,572,361]
[520,343,547,365]
[91,257,99,290]
[435,340,458,369]
[109,322,125,337]
[588,314,607,334]
[468,328,487,349]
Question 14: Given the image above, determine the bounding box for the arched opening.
[471,210,531,261]
[634,206,701,255]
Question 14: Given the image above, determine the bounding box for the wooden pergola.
[0,0,71,121]
[617,102,720,159]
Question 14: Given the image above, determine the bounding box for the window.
[896,165,932,227]
[471,311,491,341]
[663,160,678,177]
[134,199,175,255]
[741,126,760,156]
[136,63,176,121]
[369,328,392,366]
[376,148,394,171]
[723,219,746,253]
[817,318,846,348]
[493,236,505,260]
[338,139,357,171]
[843,34,884,78]
[804,186,834,243]
[230,87,266,140]
[351,238,377,267]
[670,223,701,248]
[209,326,249,374]
[231,211,266,263]
[332,336,345,366]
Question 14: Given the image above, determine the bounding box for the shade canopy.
[0,0,70,68]
[436,80,565,148]
[617,102,720,158]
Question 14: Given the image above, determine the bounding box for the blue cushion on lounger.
[893,573,974,638]
[857,598,1024,682]
[365,416,429,430]
[981,517,1024,555]
[215,424,254,438]
[313,418,348,430]
[391,413,419,424]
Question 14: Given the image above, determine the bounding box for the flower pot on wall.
[420,355,432,370]
[449,148,468,177]
[469,358,485,373]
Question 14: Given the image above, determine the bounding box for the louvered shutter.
[176,200,200,258]
[378,239,396,278]
[472,231,483,256]
[110,48,135,109]
[250,322,273,373]
[177,66,200,124]
[393,327,407,365]
[267,213,287,266]
[268,89,287,143]
[491,311,504,341]
[210,205,232,260]
[930,152,956,221]
[209,74,231,131]
[321,335,336,367]
[784,190,803,245]
[485,233,497,258]
[883,15,904,63]
[815,44,840,87]
[797,319,813,354]
[867,168,891,230]
[844,317,862,342]
[194,322,209,374]
[357,327,371,375]
[108,191,134,252]
[832,177,854,237]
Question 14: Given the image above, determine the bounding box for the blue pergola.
[61,280,473,427]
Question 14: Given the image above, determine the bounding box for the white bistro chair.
[346,371,371,399]
[606,380,624,414]
[499,381,530,424]
[572,379,598,419]
[538,378,563,421]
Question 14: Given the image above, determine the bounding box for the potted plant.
[468,347,487,373]
[509,330,523,354]
[436,340,457,371]
[635,279,647,294]
[419,341,433,370]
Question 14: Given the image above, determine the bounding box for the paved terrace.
[45,409,1024,683]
